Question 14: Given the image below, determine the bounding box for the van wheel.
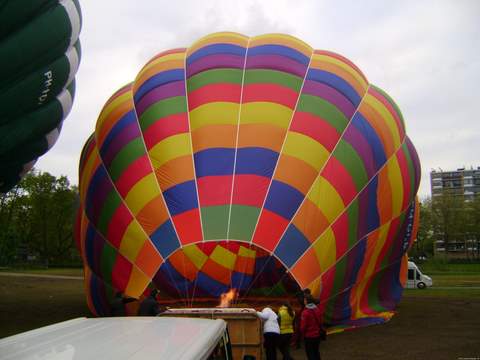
[417,282,426,289]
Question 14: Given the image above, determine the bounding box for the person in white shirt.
[257,306,280,360]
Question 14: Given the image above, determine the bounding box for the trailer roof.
[0,317,226,360]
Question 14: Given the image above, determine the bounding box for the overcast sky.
[35,0,480,198]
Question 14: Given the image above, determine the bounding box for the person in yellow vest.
[277,301,295,360]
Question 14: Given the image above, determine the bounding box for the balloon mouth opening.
[150,240,301,307]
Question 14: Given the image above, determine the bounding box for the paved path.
[0,272,83,280]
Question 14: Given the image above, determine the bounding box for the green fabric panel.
[0,50,71,118]
[297,94,348,133]
[100,242,116,286]
[97,191,121,235]
[0,4,74,86]
[366,269,387,314]
[244,69,303,91]
[323,255,347,323]
[0,0,57,38]
[249,281,287,296]
[228,205,260,241]
[401,142,416,202]
[333,140,368,191]
[0,98,63,153]
[201,205,230,240]
[187,69,242,92]
[139,96,187,131]
[346,199,359,248]
[108,138,145,181]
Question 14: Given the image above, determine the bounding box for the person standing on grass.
[137,289,163,316]
[300,295,324,360]
[256,305,280,360]
[277,301,295,360]
[110,292,136,316]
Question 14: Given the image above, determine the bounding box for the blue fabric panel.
[163,180,198,216]
[150,220,180,258]
[196,272,229,297]
[274,225,310,268]
[134,69,185,103]
[307,69,361,106]
[249,44,310,65]
[85,166,112,226]
[187,44,246,66]
[159,261,191,297]
[265,180,304,220]
[235,147,278,177]
[231,271,252,290]
[194,148,235,177]
[100,111,136,156]
[366,176,380,235]
[353,113,387,170]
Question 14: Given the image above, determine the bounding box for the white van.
[0,317,233,360]
[407,261,433,289]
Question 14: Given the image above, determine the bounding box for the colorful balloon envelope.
[76,32,421,329]
[0,0,82,192]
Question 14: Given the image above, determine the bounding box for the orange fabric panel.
[274,154,318,195]
[191,124,237,152]
[135,240,163,279]
[292,199,330,243]
[237,123,285,151]
[155,155,195,190]
[136,196,170,235]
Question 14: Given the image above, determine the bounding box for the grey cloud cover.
[35,0,480,198]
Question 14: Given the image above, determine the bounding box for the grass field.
[1,271,479,359]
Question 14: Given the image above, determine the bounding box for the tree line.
[412,194,480,260]
[0,170,80,267]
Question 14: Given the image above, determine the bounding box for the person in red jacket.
[300,295,324,360]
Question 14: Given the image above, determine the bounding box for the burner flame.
[218,288,237,308]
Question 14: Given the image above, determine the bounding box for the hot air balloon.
[75,32,421,330]
[0,0,82,192]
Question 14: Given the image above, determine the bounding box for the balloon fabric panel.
[76,32,421,332]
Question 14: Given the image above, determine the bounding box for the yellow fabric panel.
[249,34,313,57]
[135,52,184,86]
[282,132,330,172]
[210,246,236,270]
[79,150,100,202]
[184,245,209,269]
[311,54,368,91]
[189,102,239,131]
[307,177,345,223]
[238,245,256,258]
[364,93,401,149]
[188,32,249,55]
[240,102,292,129]
[124,174,159,215]
[313,227,337,273]
[125,266,151,298]
[306,277,323,298]
[387,156,403,217]
[119,221,147,263]
[149,133,191,170]
[96,91,131,133]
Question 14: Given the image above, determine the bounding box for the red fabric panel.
[242,83,299,109]
[172,209,203,244]
[197,175,233,206]
[395,150,411,210]
[115,155,152,197]
[143,113,189,149]
[188,83,241,110]
[232,174,270,207]
[290,111,340,152]
[107,205,132,248]
[321,157,358,205]
[252,210,289,252]
[331,212,349,260]
[112,255,133,291]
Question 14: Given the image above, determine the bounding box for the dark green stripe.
[297,94,348,133]
[100,242,116,286]
[402,143,416,202]
[187,69,242,92]
[97,190,121,235]
[139,96,187,131]
[244,69,303,91]
[333,141,368,191]
[108,138,145,181]
[347,200,359,248]
[228,205,261,241]
[201,205,230,240]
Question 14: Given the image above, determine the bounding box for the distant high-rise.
[430,167,480,201]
